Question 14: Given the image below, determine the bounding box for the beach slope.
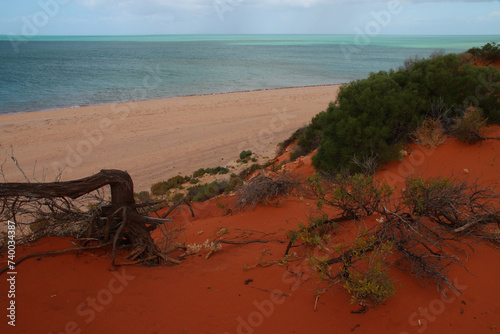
[0,85,339,191]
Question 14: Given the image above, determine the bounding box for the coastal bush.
[291,109,334,160]
[211,167,229,175]
[239,150,253,161]
[277,126,307,156]
[313,73,424,172]
[192,168,206,178]
[468,42,500,63]
[289,51,500,173]
[289,146,309,162]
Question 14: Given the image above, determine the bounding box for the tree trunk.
[1,169,179,266]
[0,169,135,210]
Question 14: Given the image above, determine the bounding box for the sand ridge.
[0,85,340,191]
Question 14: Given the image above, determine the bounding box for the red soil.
[1,128,500,334]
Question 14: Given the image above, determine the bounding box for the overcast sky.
[0,0,499,36]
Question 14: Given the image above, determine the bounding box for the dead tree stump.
[1,169,179,266]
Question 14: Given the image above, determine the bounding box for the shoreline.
[0,85,341,191]
[0,83,346,117]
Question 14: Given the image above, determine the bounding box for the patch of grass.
[151,175,186,196]
[187,180,229,202]
[192,166,230,178]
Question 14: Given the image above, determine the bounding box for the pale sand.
[0,85,340,191]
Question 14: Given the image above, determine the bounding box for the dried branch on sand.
[233,172,299,211]
[1,169,193,271]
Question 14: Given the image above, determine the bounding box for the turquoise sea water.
[0,34,498,115]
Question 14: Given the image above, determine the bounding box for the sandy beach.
[0,85,340,191]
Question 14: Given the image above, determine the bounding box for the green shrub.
[294,52,500,173]
[402,176,453,216]
[187,180,229,202]
[214,167,230,175]
[343,256,396,307]
[313,74,423,172]
[151,175,186,195]
[289,145,309,162]
[340,236,396,308]
[468,42,500,63]
[151,182,169,196]
[238,163,264,179]
[239,150,253,160]
[171,192,185,202]
[277,126,308,156]
[193,168,206,178]
[192,166,230,178]
[225,176,244,194]
[295,109,335,157]
[307,172,394,218]
[135,191,152,203]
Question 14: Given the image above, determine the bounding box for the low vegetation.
[468,42,500,64]
[411,118,446,149]
[452,106,488,144]
[286,172,500,309]
[186,180,229,202]
[192,166,229,178]
[151,175,186,195]
[234,172,299,211]
[277,126,307,155]
[288,47,500,173]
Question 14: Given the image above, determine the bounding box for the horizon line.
[1,33,500,38]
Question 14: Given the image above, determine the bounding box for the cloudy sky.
[0,0,499,36]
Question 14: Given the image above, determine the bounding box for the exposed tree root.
[0,169,191,271]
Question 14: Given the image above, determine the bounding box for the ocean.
[0,34,498,115]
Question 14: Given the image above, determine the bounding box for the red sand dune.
[1,128,500,334]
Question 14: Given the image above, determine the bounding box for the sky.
[0,0,499,36]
